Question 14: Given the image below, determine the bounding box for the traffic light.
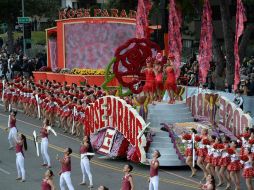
[24,23,31,49]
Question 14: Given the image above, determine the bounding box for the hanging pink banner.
[168,0,182,78]
[136,0,152,39]
[198,0,213,84]
[234,0,247,91]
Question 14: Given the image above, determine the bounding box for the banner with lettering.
[168,0,182,78]
[234,0,247,90]
[136,0,152,38]
[198,0,213,84]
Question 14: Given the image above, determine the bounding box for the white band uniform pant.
[149,175,159,190]
[60,171,74,190]
[41,137,51,166]
[80,155,93,185]
[16,152,25,180]
[8,127,17,147]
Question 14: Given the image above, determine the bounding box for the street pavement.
[0,106,247,190]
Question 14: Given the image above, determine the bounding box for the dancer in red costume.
[121,164,134,190]
[41,170,56,190]
[227,141,241,190]
[154,53,164,102]
[164,55,177,104]
[142,57,155,103]
[182,129,197,177]
[199,174,216,190]
[196,129,209,180]
[218,136,231,189]
[241,148,254,190]
[205,135,216,177]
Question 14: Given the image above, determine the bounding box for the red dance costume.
[40,127,48,139]
[155,72,163,91]
[204,143,214,164]
[165,67,177,92]
[10,117,16,128]
[219,143,230,167]
[41,179,51,190]
[227,149,241,171]
[196,136,208,157]
[241,156,254,178]
[150,160,159,177]
[211,144,223,167]
[61,156,71,173]
[143,69,155,93]
[182,134,193,157]
[121,174,132,190]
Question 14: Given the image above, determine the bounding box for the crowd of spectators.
[0,44,46,82]
[178,54,254,96]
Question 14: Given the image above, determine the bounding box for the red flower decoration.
[113,38,161,94]
[182,134,192,140]
[195,135,202,142]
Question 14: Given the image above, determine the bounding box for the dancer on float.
[41,169,56,190]
[149,150,160,190]
[121,164,134,190]
[154,53,164,102]
[241,148,254,190]
[164,54,177,104]
[142,57,155,104]
[182,129,197,177]
[199,174,216,190]
[15,133,27,182]
[218,136,231,189]
[6,110,18,149]
[205,135,216,176]
[40,119,52,168]
[79,136,93,188]
[56,147,75,190]
[195,128,209,180]
[227,141,241,190]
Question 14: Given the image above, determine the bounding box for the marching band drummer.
[7,110,18,150]
[41,169,56,190]
[56,147,75,190]
[40,119,52,168]
[15,133,27,182]
[79,136,93,188]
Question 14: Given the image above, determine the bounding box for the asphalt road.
[0,106,247,190]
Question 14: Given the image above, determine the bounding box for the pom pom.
[182,134,192,140]
[195,135,202,142]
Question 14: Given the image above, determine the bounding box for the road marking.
[0,115,200,189]
[0,167,11,175]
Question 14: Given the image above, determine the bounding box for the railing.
[161,123,185,162]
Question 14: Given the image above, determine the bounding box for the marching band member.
[40,119,51,168]
[56,147,74,190]
[7,110,18,150]
[15,133,27,182]
[196,129,209,180]
[227,141,241,190]
[121,164,134,190]
[41,169,56,190]
[79,136,93,188]
[182,130,197,177]
[149,150,160,190]
[241,148,254,190]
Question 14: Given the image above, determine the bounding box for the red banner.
[136,0,152,39]
[168,0,182,78]
[234,0,247,91]
[198,0,213,84]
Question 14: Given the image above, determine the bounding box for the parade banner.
[234,0,247,90]
[84,96,147,162]
[198,0,213,84]
[136,0,152,38]
[168,0,182,78]
[186,93,252,136]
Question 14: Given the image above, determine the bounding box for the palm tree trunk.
[7,20,14,54]
[219,0,235,87]
[239,24,254,63]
